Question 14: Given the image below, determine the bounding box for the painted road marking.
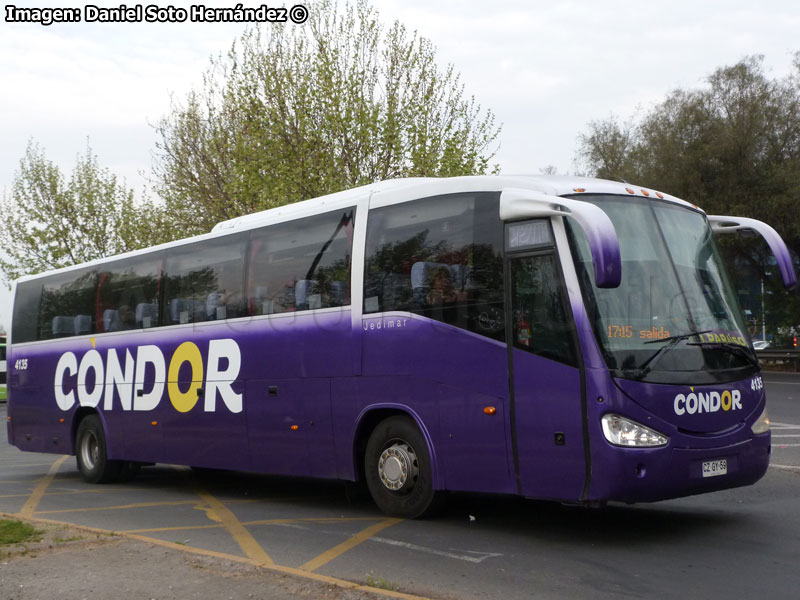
[770,464,800,472]
[0,462,73,469]
[370,537,503,563]
[1,488,152,500]
[193,486,275,565]
[772,422,800,429]
[1,511,433,600]
[35,500,200,514]
[772,435,800,438]
[17,455,68,518]
[272,521,503,565]
[300,517,402,572]
[122,516,378,534]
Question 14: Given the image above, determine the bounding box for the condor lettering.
[53,339,242,414]
[674,389,742,416]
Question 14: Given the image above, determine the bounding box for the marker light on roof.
[641,189,650,196]
[573,188,586,193]
[625,188,635,194]
[656,192,664,199]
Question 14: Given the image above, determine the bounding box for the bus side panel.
[359,314,514,495]
[10,309,353,478]
[8,341,89,457]
[242,311,351,479]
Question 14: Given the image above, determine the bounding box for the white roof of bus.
[211,174,693,232]
[14,174,694,283]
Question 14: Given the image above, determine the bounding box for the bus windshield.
[566,195,757,385]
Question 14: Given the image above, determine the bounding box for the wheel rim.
[80,431,99,471]
[377,442,418,492]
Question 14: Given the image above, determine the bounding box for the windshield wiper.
[630,329,715,380]
[687,340,760,370]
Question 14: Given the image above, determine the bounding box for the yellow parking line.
[124,523,224,534]
[299,517,403,572]
[2,512,432,600]
[0,488,148,500]
[0,462,70,469]
[247,516,378,526]
[1,493,41,499]
[123,516,380,534]
[17,455,68,518]
[36,499,199,514]
[126,533,430,600]
[194,488,274,565]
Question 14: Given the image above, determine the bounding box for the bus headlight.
[601,414,668,447]
[751,407,770,435]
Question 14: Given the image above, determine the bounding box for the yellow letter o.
[168,342,204,413]
[721,390,732,411]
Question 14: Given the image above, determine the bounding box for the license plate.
[702,459,727,478]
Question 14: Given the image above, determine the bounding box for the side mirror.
[707,215,797,289]
[500,188,622,288]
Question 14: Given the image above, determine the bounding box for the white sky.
[1,0,799,330]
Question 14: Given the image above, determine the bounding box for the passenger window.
[12,280,42,343]
[96,256,162,331]
[363,193,505,340]
[510,253,577,366]
[37,268,98,340]
[164,236,247,324]
[247,209,354,315]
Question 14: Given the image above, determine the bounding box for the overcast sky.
[1,0,799,330]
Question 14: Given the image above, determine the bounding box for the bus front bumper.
[589,433,771,504]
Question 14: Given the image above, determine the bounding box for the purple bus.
[6,176,797,517]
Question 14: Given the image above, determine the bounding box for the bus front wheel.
[365,416,442,518]
[75,415,122,484]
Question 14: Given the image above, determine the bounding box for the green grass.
[366,572,399,592]
[0,519,41,545]
[53,535,84,544]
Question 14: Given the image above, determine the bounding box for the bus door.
[505,226,587,501]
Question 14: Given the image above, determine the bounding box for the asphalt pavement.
[1,371,799,599]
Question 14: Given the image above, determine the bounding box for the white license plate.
[702,459,728,478]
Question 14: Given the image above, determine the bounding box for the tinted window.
[97,256,162,332]
[37,268,98,339]
[363,192,504,340]
[11,280,42,343]
[164,236,247,325]
[247,209,355,315]
[510,253,577,366]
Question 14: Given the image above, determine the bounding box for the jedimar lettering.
[673,387,742,416]
[53,339,242,414]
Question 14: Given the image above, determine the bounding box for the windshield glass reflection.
[566,195,756,384]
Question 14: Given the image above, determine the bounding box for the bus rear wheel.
[365,416,442,518]
[75,415,122,484]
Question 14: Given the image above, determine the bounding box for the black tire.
[75,415,122,484]
[365,416,442,518]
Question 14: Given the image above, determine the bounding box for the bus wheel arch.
[362,413,444,518]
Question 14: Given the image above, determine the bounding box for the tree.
[578,55,800,237]
[0,141,169,283]
[576,54,800,339]
[153,0,501,236]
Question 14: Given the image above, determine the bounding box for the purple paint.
[709,215,797,288]
[8,176,788,511]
